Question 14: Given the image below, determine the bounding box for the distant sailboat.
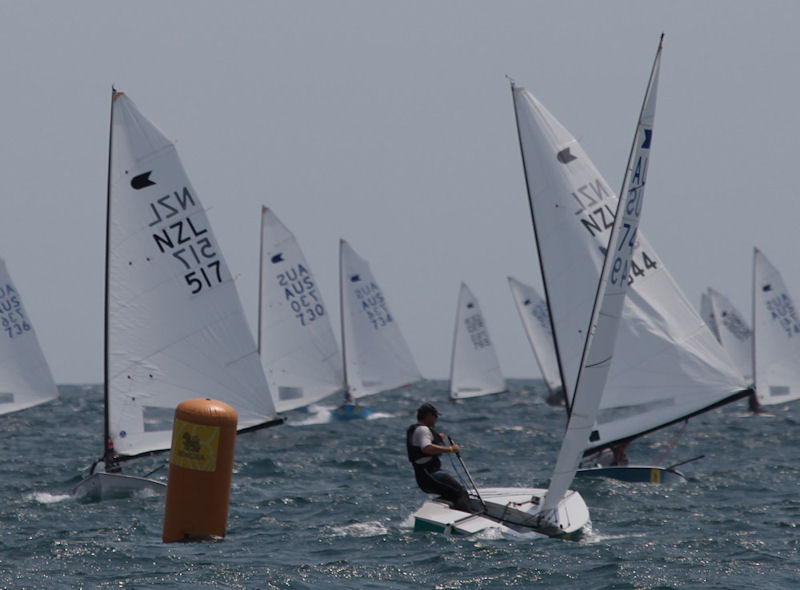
[257,207,344,413]
[448,283,505,401]
[752,247,800,406]
[507,276,563,405]
[74,90,281,500]
[0,259,58,415]
[337,239,422,419]
[707,287,753,383]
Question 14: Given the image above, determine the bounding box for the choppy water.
[1,381,798,589]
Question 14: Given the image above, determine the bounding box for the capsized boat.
[74,90,281,500]
[448,283,506,401]
[508,276,564,406]
[413,38,660,538]
[257,207,345,414]
[0,259,58,416]
[752,247,800,407]
[335,239,422,419]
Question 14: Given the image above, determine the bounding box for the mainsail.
[539,35,661,511]
[707,287,753,383]
[448,283,505,400]
[258,207,344,412]
[512,39,747,456]
[0,259,58,415]
[507,276,563,399]
[752,248,800,405]
[339,239,421,399]
[106,91,279,459]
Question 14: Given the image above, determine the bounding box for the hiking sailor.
[406,402,472,513]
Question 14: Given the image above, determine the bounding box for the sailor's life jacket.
[406,424,444,473]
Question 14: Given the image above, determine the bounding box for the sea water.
[0,381,797,589]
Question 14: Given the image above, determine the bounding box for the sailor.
[406,402,472,513]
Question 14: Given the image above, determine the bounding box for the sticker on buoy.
[170,419,220,472]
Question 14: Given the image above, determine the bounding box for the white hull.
[413,487,589,538]
[73,472,166,501]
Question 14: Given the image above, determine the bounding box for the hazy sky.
[1,1,797,384]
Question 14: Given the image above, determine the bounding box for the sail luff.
[542,37,662,512]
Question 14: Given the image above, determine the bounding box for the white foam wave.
[27,491,73,504]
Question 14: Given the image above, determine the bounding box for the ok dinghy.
[509,37,748,485]
[335,240,422,419]
[508,277,564,406]
[74,90,281,501]
[257,207,345,415]
[752,248,800,408]
[448,283,506,401]
[0,259,58,416]
[413,38,662,539]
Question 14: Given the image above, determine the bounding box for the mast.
[510,79,571,414]
[339,239,349,399]
[103,88,118,464]
[257,206,266,355]
[447,284,462,400]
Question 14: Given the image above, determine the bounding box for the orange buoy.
[162,398,238,542]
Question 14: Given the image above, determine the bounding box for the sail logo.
[641,129,652,149]
[271,253,284,264]
[720,310,751,342]
[131,171,156,190]
[170,419,220,472]
[350,274,361,283]
[557,148,576,164]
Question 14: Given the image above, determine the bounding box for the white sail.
[700,290,721,343]
[541,36,661,512]
[507,276,563,397]
[753,248,800,405]
[0,259,58,415]
[258,207,344,412]
[339,240,421,399]
[512,50,746,454]
[448,283,505,400]
[708,287,753,383]
[107,91,278,458]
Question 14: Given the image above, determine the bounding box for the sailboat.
[507,276,563,405]
[752,247,800,406]
[74,90,282,500]
[448,283,505,401]
[706,287,753,383]
[516,37,749,485]
[413,37,661,538]
[0,259,58,415]
[257,207,344,414]
[337,239,422,419]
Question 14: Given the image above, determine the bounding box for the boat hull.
[331,403,374,420]
[412,486,589,538]
[73,472,166,501]
[575,465,686,484]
